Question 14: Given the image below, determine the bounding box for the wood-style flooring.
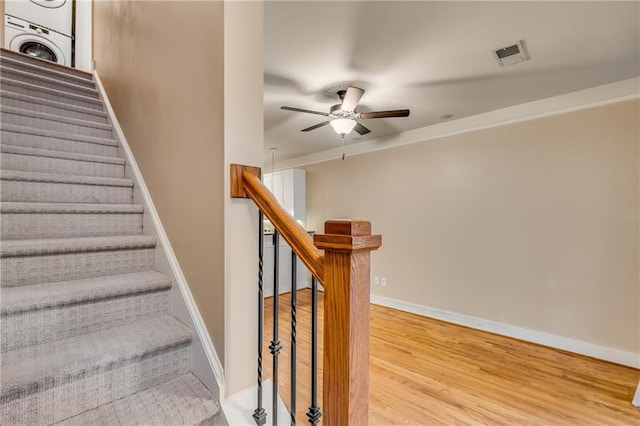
[262,289,640,425]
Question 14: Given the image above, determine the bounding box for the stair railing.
[231,165,382,426]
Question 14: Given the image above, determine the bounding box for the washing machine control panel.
[29,24,49,35]
[6,16,70,42]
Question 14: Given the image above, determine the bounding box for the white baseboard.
[370,294,640,368]
[633,382,640,407]
[94,71,225,395]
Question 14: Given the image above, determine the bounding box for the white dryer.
[4,0,73,36]
[5,15,72,66]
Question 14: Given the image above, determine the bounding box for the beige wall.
[1,0,4,46]
[223,1,264,396]
[92,1,226,362]
[306,100,639,354]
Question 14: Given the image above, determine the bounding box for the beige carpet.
[0,49,219,425]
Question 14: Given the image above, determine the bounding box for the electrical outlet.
[381,278,387,287]
[374,277,380,286]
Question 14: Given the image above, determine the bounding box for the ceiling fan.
[280,86,410,137]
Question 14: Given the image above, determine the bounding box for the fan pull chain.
[341,135,346,160]
[271,148,276,173]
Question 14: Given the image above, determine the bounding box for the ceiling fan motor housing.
[330,103,357,119]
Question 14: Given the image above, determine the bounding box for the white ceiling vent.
[493,40,530,68]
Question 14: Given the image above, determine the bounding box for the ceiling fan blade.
[281,106,329,116]
[358,109,410,119]
[301,121,330,132]
[341,86,365,112]
[354,123,371,135]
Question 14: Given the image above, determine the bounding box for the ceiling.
[264,1,640,164]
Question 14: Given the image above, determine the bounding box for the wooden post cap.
[324,220,371,236]
[314,220,382,253]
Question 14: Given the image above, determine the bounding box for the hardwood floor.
[262,289,640,425]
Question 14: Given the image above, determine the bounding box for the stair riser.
[0,80,102,110]
[1,153,124,178]
[1,112,113,138]
[0,68,99,98]
[0,345,190,425]
[2,290,169,353]
[1,212,142,239]
[1,130,119,157]
[0,61,96,89]
[1,96,107,123]
[1,180,132,204]
[1,248,155,287]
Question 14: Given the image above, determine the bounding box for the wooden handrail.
[232,164,382,425]
[231,165,324,285]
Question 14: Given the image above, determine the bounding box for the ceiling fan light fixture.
[330,118,357,136]
[281,86,409,136]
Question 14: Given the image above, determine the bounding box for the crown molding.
[276,76,639,170]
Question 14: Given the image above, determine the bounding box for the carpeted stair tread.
[1,201,142,214]
[1,123,118,146]
[0,76,103,107]
[1,171,133,204]
[0,56,95,87]
[0,90,107,119]
[1,170,133,186]
[0,235,156,258]
[0,67,99,96]
[0,315,192,401]
[1,202,144,240]
[1,271,171,315]
[1,144,124,165]
[0,128,119,157]
[1,105,113,138]
[1,105,112,130]
[0,48,94,81]
[57,373,219,426]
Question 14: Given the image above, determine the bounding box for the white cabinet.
[263,168,309,295]
[264,173,274,198]
[273,172,284,208]
[264,168,306,226]
[263,235,311,296]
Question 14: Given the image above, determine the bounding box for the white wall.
[306,99,639,361]
[74,0,91,71]
[1,0,4,47]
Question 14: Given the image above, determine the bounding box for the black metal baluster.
[306,277,321,425]
[290,252,297,425]
[270,231,282,425]
[253,212,267,425]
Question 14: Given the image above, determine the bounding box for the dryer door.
[29,0,68,9]
[9,34,66,65]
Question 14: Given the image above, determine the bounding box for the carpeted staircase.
[0,49,220,425]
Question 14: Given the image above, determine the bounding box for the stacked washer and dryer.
[4,0,73,66]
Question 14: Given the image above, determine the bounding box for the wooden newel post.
[314,220,382,426]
